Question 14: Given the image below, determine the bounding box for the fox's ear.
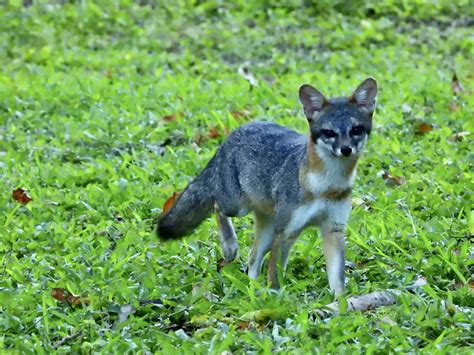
[299,84,327,121]
[351,77,378,115]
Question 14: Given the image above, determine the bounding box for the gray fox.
[157,78,378,295]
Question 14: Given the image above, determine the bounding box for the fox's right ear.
[299,84,327,121]
[351,77,378,116]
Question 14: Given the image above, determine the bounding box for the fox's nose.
[341,146,352,157]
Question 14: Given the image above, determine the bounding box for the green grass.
[1,1,473,352]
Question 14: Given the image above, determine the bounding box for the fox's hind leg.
[248,213,275,279]
[215,204,239,262]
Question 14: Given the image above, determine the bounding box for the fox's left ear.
[351,77,378,116]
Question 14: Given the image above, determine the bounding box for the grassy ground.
[1,1,473,353]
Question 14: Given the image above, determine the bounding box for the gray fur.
[158,121,309,239]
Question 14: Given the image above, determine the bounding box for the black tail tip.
[157,218,183,241]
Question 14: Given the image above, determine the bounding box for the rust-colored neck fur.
[306,134,324,171]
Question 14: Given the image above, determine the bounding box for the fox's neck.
[301,135,358,198]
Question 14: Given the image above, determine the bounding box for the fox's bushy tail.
[157,161,216,240]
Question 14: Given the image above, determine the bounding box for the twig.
[316,290,399,318]
[54,331,83,349]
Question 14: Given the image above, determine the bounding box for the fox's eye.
[321,129,337,139]
[351,126,365,136]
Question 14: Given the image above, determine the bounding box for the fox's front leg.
[320,223,346,296]
[267,234,298,289]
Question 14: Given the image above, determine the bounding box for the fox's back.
[212,121,306,217]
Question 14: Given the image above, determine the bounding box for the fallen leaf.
[51,288,90,306]
[453,279,474,290]
[238,322,251,330]
[12,188,32,204]
[416,122,433,134]
[208,127,221,139]
[451,72,464,96]
[162,112,184,122]
[382,171,406,186]
[238,63,258,86]
[162,192,180,214]
[448,131,470,142]
[231,109,252,120]
[51,288,70,302]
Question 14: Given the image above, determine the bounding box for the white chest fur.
[285,149,355,236]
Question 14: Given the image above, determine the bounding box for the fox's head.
[298,78,378,158]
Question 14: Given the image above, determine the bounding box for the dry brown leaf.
[238,322,251,330]
[448,131,470,142]
[208,127,221,139]
[162,192,180,214]
[451,72,464,96]
[382,171,406,186]
[51,288,70,302]
[231,109,252,120]
[12,188,32,204]
[162,112,184,122]
[416,123,433,134]
[51,288,90,306]
[454,279,474,290]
